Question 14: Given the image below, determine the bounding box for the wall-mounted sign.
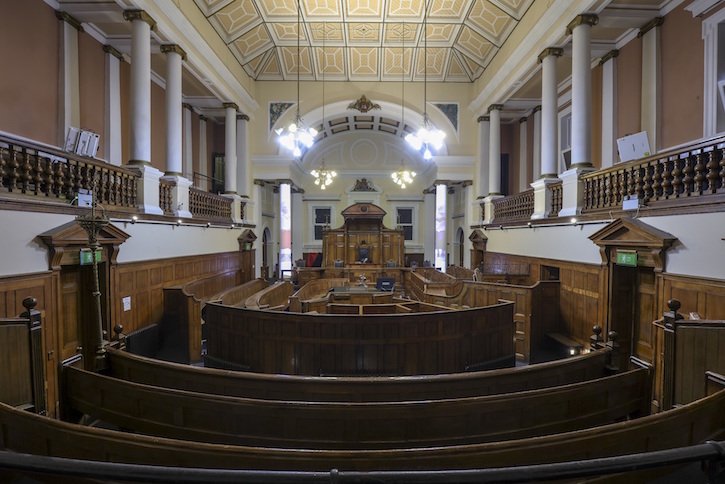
[616,250,637,267]
[80,248,102,265]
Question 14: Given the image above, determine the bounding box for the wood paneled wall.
[660,274,725,320]
[114,252,241,335]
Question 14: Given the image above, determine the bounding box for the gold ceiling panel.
[456,25,494,63]
[349,47,379,77]
[199,0,532,82]
[232,24,273,62]
[212,0,261,41]
[467,0,515,45]
[346,0,383,18]
[347,23,382,43]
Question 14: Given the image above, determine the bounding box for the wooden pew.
[243,281,294,310]
[105,345,613,402]
[214,278,268,307]
[63,365,651,449]
[3,372,724,472]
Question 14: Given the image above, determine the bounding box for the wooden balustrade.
[582,135,725,213]
[0,136,137,211]
[189,188,233,222]
[550,180,562,216]
[159,179,174,215]
[492,189,534,221]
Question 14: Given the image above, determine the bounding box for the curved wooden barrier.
[243,281,294,310]
[205,301,515,375]
[63,365,651,449]
[3,374,725,471]
[215,279,268,307]
[288,278,349,312]
[106,346,610,401]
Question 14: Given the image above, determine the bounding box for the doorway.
[262,227,270,280]
[457,228,464,267]
[609,264,656,362]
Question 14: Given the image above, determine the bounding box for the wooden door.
[610,264,635,361]
[59,265,82,362]
[633,267,656,362]
[241,250,255,283]
[609,264,657,364]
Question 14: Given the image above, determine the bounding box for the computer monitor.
[376,278,395,291]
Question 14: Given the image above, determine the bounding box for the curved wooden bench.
[288,278,349,313]
[63,365,651,449]
[5,373,725,471]
[106,346,611,401]
[215,279,268,307]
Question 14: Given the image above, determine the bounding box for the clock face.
[361,205,368,212]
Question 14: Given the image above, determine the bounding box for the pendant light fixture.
[405,0,445,160]
[393,22,415,189]
[276,0,317,157]
[311,23,336,190]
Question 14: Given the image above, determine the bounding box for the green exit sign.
[616,251,637,267]
[80,248,102,265]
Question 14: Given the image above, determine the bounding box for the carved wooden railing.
[0,136,137,210]
[159,178,174,215]
[492,189,534,221]
[582,135,725,213]
[550,180,562,217]
[189,188,233,222]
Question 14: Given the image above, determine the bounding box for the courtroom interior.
[1,0,725,482]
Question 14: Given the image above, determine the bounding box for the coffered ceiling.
[194,0,535,83]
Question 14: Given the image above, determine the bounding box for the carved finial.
[22,297,38,312]
[590,325,603,350]
[113,324,124,340]
[667,299,681,312]
[607,330,618,343]
[664,299,684,327]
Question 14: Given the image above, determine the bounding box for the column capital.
[599,49,619,66]
[638,17,664,38]
[237,114,250,121]
[223,102,239,111]
[477,115,489,122]
[254,179,266,187]
[566,14,598,35]
[199,115,208,122]
[55,11,84,32]
[487,104,504,113]
[537,47,564,63]
[519,117,528,124]
[532,105,542,114]
[160,44,187,60]
[433,179,450,186]
[182,102,194,111]
[123,10,156,30]
[103,45,125,62]
[461,180,473,188]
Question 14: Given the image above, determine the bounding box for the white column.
[279,183,292,278]
[252,181,264,278]
[199,115,208,188]
[103,45,123,166]
[424,191,435,265]
[641,18,663,153]
[236,114,250,199]
[463,181,474,268]
[123,10,155,165]
[559,15,598,218]
[518,117,528,192]
[600,50,619,168]
[182,103,193,179]
[291,190,303,264]
[477,115,490,200]
[539,48,563,178]
[434,183,447,272]
[56,12,81,147]
[532,106,542,180]
[569,14,598,168]
[487,104,503,195]
[161,45,185,175]
[223,103,238,194]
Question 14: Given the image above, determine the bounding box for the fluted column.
[539,47,563,178]
[569,14,598,168]
[488,104,503,195]
[600,50,619,168]
[161,45,185,175]
[477,115,490,200]
[103,45,124,166]
[123,10,155,166]
[236,114,250,200]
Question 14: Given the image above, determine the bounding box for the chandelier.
[391,160,416,189]
[310,23,336,190]
[311,159,336,190]
[405,0,445,160]
[276,0,317,157]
